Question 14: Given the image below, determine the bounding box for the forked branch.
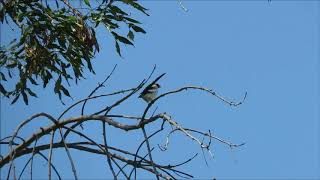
[1,67,246,179]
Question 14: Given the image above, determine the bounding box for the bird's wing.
[140,73,166,96]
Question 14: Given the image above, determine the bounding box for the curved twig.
[61,88,135,138]
[30,137,38,180]
[81,64,117,117]
[131,120,166,179]
[101,122,117,179]
[59,88,135,121]
[37,152,62,180]
[48,130,55,180]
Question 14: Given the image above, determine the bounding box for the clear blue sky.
[1,1,320,179]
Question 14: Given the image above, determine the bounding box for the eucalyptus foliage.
[0,0,147,105]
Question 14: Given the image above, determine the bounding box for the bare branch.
[101,122,117,178]
[154,86,247,108]
[81,65,118,117]
[59,88,135,120]
[131,120,166,179]
[30,137,38,180]
[141,127,160,179]
[177,0,188,12]
[37,152,62,180]
[48,130,55,180]
[17,156,31,180]
[61,88,136,138]
[1,70,246,179]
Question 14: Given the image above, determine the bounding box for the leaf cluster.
[0,0,147,105]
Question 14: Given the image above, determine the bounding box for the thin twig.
[60,0,82,17]
[177,0,188,12]
[48,130,55,180]
[57,128,78,180]
[17,152,32,180]
[184,128,245,148]
[61,88,135,138]
[81,65,117,126]
[30,137,38,180]
[101,122,117,179]
[37,152,62,180]
[131,120,166,179]
[141,127,159,180]
[59,88,134,120]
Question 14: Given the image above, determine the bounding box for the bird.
[139,73,166,103]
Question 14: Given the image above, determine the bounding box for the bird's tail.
[149,73,166,86]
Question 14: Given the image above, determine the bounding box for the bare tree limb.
[1,71,246,179]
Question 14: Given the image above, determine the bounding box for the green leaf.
[43,71,52,88]
[126,1,149,16]
[127,30,134,41]
[16,81,23,90]
[117,35,133,45]
[84,0,91,7]
[91,27,99,52]
[55,0,59,8]
[54,76,62,93]
[58,36,66,49]
[110,5,128,15]
[123,17,141,24]
[22,91,29,105]
[86,59,95,74]
[0,83,7,95]
[111,32,133,45]
[7,62,17,68]
[131,25,146,34]
[0,72,7,81]
[9,38,17,45]
[8,70,12,78]
[28,77,38,85]
[68,16,77,22]
[26,88,38,97]
[61,86,71,97]
[0,7,4,23]
[11,94,20,105]
[115,41,121,57]
[57,90,62,100]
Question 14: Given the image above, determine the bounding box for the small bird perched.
[139,83,161,103]
[139,73,166,103]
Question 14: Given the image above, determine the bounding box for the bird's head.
[152,83,161,88]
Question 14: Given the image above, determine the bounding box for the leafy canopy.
[0,0,147,105]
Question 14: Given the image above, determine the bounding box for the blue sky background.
[1,1,320,179]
